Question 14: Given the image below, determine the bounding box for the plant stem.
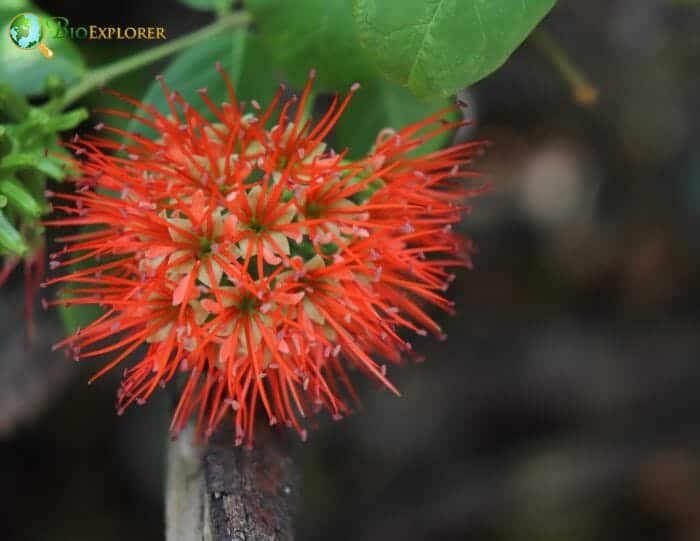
[55,11,252,111]
[529,28,599,107]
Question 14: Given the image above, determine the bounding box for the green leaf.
[0,177,41,218]
[36,155,67,180]
[128,29,281,138]
[0,6,86,97]
[178,0,233,11]
[4,151,66,181]
[333,77,456,158]
[0,209,27,255]
[352,0,557,99]
[0,153,35,170]
[0,152,56,172]
[246,0,377,91]
[44,107,88,132]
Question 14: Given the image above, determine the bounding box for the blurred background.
[2,1,700,539]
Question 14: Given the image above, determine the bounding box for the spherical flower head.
[46,66,486,446]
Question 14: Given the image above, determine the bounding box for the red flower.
[46,66,486,446]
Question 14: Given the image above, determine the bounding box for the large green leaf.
[0,5,86,96]
[333,77,456,159]
[245,0,376,92]
[127,29,281,137]
[353,0,557,99]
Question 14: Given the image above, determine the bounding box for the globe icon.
[8,13,53,58]
[9,13,43,49]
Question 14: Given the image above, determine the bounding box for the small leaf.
[44,107,88,132]
[128,30,281,138]
[44,139,76,179]
[333,77,456,158]
[0,150,65,180]
[352,0,557,98]
[0,177,42,218]
[1,152,41,170]
[0,6,86,97]
[35,155,67,180]
[0,209,27,255]
[246,0,377,91]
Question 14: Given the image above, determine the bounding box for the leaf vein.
[407,0,446,88]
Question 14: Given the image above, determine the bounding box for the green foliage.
[0,3,86,97]
[0,3,87,255]
[352,0,557,98]
[0,84,86,256]
[245,0,376,92]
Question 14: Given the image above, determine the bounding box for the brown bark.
[166,426,299,541]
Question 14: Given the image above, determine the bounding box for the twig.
[529,28,599,107]
[166,425,300,541]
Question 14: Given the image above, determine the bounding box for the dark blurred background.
[2,1,700,539]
